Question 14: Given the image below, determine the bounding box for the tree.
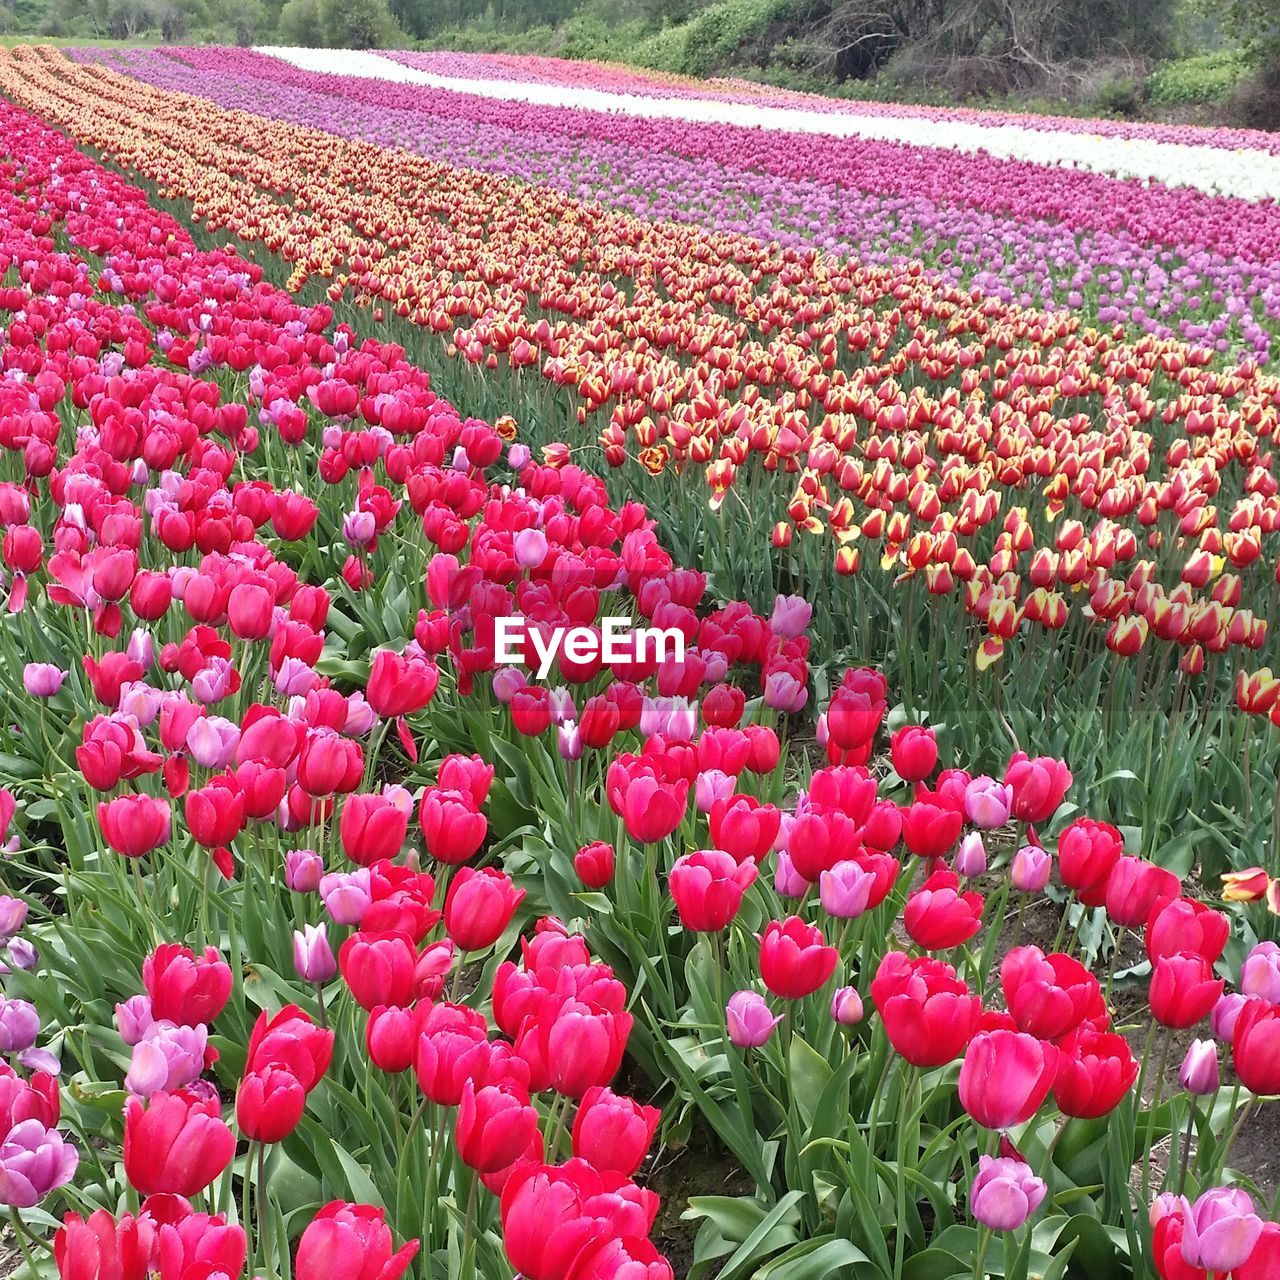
[1214,0,1280,65]
[279,0,321,43]
[318,0,403,46]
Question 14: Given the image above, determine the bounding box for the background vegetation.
[1,0,1277,125]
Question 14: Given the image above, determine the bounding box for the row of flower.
[0,63,1279,1280]
[279,48,1280,206]
[79,44,1280,360]
[384,48,1280,157]
[5,45,1280,877]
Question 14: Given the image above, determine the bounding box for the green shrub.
[632,0,792,76]
[1147,48,1248,105]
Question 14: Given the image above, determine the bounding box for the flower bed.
[0,42,1276,1280]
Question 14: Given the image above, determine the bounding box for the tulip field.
[0,39,1279,1280]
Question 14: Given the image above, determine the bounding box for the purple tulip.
[1179,1039,1220,1095]
[769,593,812,639]
[954,832,988,878]
[773,848,810,900]
[0,896,27,941]
[320,868,372,925]
[22,663,66,698]
[695,769,735,815]
[964,776,1013,828]
[0,1120,78,1207]
[725,991,782,1048]
[115,994,154,1047]
[0,999,39,1054]
[1240,941,1280,1003]
[125,1022,208,1097]
[1180,1188,1264,1273]
[819,859,878,919]
[1011,845,1052,893]
[970,1155,1047,1231]
[293,923,337,985]
[830,986,864,1025]
[285,848,324,894]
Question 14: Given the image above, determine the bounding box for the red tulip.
[574,841,615,888]
[1003,752,1072,824]
[1056,817,1123,906]
[245,1006,334,1091]
[517,1000,633,1099]
[500,1163,607,1280]
[444,866,526,951]
[1232,1000,1280,1096]
[759,916,838,1000]
[958,1029,1057,1130]
[339,931,418,1011]
[1146,897,1229,965]
[365,649,440,719]
[903,870,983,950]
[565,1236,674,1280]
[297,730,363,797]
[437,753,495,807]
[123,1090,235,1197]
[227,581,273,641]
[236,1065,306,1144]
[1103,856,1180,928]
[340,792,409,867]
[708,794,781,863]
[784,803,858,881]
[900,793,965,858]
[419,787,487,865]
[184,775,244,848]
[97,794,171,858]
[414,1003,493,1105]
[890,725,938,782]
[142,943,232,1026]
[1001,946,1102,1041]
[571,1085,660,1176]
[295,1201,418,1280]
[743,724,780,773]
[619,775,688,845]
[871,950,982,1067]
[455,1080,539,1173]
[365,1005,417,1074]
[1052,1027,1139,1118]
[668,849,757,932]
[1150,952,1225,1029]
[1236,1221,1280,1280]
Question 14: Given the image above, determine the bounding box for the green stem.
[894,1065,919,1278]
[256,1141,273,1279]
[1176,1095,1199,1195]
[242,1141,256,1268]
[972,1224,991,1280]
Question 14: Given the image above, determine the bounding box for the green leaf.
[899,1248,969,1280]
[713,1189,805,1280]
[330,1138,384,1209]
[788,1033,833,1129]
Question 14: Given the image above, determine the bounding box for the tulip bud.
[955,832,987,878]
[293,923,337,986]
[1179,1038,1220,1095]
[574,841,615,889]
[725,991,781,1048]
[1011,844,1052,893]
[830,986,864,1025]
[22,663,66,698]
[286,849,324,893]
[773,849,810,900]
[969,1155,1046,1231]
[320,868,372,925]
